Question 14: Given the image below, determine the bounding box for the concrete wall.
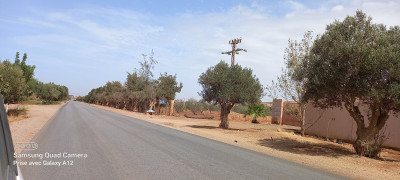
[305,105,400,149]
[269,100,301,126]
[271,99,284,124]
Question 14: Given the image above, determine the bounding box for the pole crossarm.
[221,37,246,66]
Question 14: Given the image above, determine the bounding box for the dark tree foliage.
[302,11,400,158]
[0,52,36,102]
[198,61,263,129]
[14,52,20,65]
[0,52,61,103]
[125,72,146,92]
[156,72,183,100]
[37,82,69,102]
[20,53,36,83]
[0,60,26,103]
[104,81,124,95]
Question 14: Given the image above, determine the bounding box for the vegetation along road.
[18,101,349,179]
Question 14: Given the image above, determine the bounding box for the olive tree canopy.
[302,11,400,158]
[198,61,263,128]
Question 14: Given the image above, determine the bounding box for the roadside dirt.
[91,104,400,180]
[8,103,65,153]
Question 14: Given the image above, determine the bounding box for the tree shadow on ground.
[186,125,242,131]
[258,136,355,158]
[258,136,400,162]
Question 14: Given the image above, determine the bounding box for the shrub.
[232,104,248,114]
[174,100,186,113]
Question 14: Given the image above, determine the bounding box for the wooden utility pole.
[222,37,247,66]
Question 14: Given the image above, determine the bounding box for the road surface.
[18,101,348,179]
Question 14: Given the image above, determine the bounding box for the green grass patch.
[42,101,61,105]
[22,99,43,105]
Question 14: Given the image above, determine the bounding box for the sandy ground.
[8,103,65,153]
[90,104,400,180]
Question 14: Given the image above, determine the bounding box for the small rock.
[234,140,238,143]
[277,128,282,132]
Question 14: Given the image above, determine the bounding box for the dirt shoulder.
[8,103,66,153]
[90,103,400,180]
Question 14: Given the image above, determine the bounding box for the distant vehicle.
[0,93,24,180]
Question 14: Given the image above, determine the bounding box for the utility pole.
[222,37,247,66]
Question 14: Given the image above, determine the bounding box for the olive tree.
[39,83,61,102]
[38,82,69,102]
[302,11,400,158]
[156,72,183,115]
[156,72,183,101]
[0,60,26,103]
[198,61,263,129]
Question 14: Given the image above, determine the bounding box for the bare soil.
[91,104,400,180]
[8,103,65,153]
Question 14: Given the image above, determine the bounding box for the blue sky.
[1,0,400,101]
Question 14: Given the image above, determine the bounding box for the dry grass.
[8,103,65,153]
[7,105,29,122]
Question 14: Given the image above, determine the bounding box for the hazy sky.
[1,0,400,101]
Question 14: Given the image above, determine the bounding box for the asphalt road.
[18,101,349,180]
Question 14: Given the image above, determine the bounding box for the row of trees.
[266,11,400,158]
[80,51,183,113]
[0,52,69,103]
[29,80,69,102]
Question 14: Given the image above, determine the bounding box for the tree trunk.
[134,101,138,112]
[169,100,175,116]
[345,100,389,158]
[353,112,388,158]
[251,115,259,123]
[157,99,161,115]
[219,104,233,129]
[149,100,154,110]
[300,104,306,136]
[354,128,382,158]
[251,119,259,123]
